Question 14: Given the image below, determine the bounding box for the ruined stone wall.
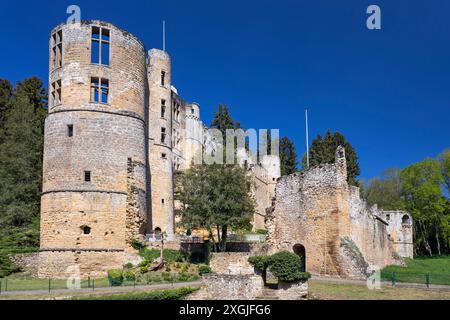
[40,21,147,278]
[266,147,407,278]
[384,211,414,258]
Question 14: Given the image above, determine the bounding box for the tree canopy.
[279,136,297,176]
[301,130,360,185]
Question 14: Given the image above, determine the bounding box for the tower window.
[90,77,109,104]
[161,127,166,144]
[161,153,167,159]
[161,100,166,118]
[161,71,166,86]
[91,27,110,65]
[161,199,165,204]
[67,124,73,137]
[82,226,91,235]
[51,30,63,69]
[84,171,91,182]
[51,80,62,107]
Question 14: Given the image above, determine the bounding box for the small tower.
[185,102,203,167]
[147,49,175,239]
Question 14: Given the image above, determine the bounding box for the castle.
[38,20,412,279]
[38,20,279,278]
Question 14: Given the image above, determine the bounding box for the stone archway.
[293,244,306,272]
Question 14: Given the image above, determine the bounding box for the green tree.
[0,79,13,131]
[400,158,447,256]
[439,149,450,194]
[361,168,406,210]
[301,131,360,186]
[0,77,47,251]
[175,164,255,252]
[279,136,297,176]
[210,105,237,137]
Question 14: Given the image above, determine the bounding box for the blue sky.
[0,0,449,180]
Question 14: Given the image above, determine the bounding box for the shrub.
[131,239,146,250]
[74,287,199,300]
[198,264,212,275]
[139,248,184,264]
[108,269,123,286]
[256,229,268,235]
[139,260,149,268]
[123,270,136,281]
[140,266,149,274]
[181,263,190,273]
[269,251,309,282]
[248,256,270,273]
[123,262,134,269]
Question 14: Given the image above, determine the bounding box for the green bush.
[123,270,136,281]
[139,260,149,268]
[269,251,310,282]
[131,239,146,250]
[139,248,184,264]
[140,266,149,274]
[256,229,268,235]
[248,256,270,273]
[74,287,199,300]
[198,264,212,275]
[108,269,124,286]
[123,262,134,269]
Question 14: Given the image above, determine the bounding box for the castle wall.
[266,147,407,278]
[384,211,414,258]
[39,21,147,278]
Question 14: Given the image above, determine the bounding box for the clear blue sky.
[0,0,449,180]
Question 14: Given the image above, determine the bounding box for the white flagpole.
[306,109,310,169]
[163,20,166,52]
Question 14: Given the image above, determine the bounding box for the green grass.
[73,287,198,300]
[309,280,450,300]
[381,256,450,285]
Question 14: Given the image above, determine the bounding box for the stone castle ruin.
[265,146,413,278]
[38,20,412,279]
[38,20,280,278]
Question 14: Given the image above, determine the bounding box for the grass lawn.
[309,280,450,300]
[381,256,450,285]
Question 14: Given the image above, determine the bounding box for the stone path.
[0,281,202,298]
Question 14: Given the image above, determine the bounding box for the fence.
[380,271,450,287]
[0,273,200,294]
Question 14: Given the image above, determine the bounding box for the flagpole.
[305,109,310,169]
[163,20,166,52]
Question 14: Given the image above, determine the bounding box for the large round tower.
[39,21,148,278]
[147,49,175,239]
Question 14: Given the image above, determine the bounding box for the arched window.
[154,227,162,240]
[402,215,411,225]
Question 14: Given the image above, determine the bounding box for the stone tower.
[147,49,175,239]
[184,102,203,167]
[39,21,148,278]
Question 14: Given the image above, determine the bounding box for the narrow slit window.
[161,99,166,118]
[161,127,166,144]
[51,30,63,69]
[67,124,73,137]
[84,171,91,182]
[91,27,110,65]
[161,71,166,86]
[90,77,109,104]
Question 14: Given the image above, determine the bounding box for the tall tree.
[0,79,13,139]
[400,158,447,256]
[0,77,47,248]
[439,149,450,195]
[301,131,360,186]
[175,164,255,252]
[279,136,297,176]
[361,168,406,210]
[210,105,237,137]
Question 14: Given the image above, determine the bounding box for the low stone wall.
[188,274,264,300]
[277,280,308,300]
[209,252,254,275]
[9,253,40,278]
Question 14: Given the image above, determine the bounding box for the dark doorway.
[293,244,306,272]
